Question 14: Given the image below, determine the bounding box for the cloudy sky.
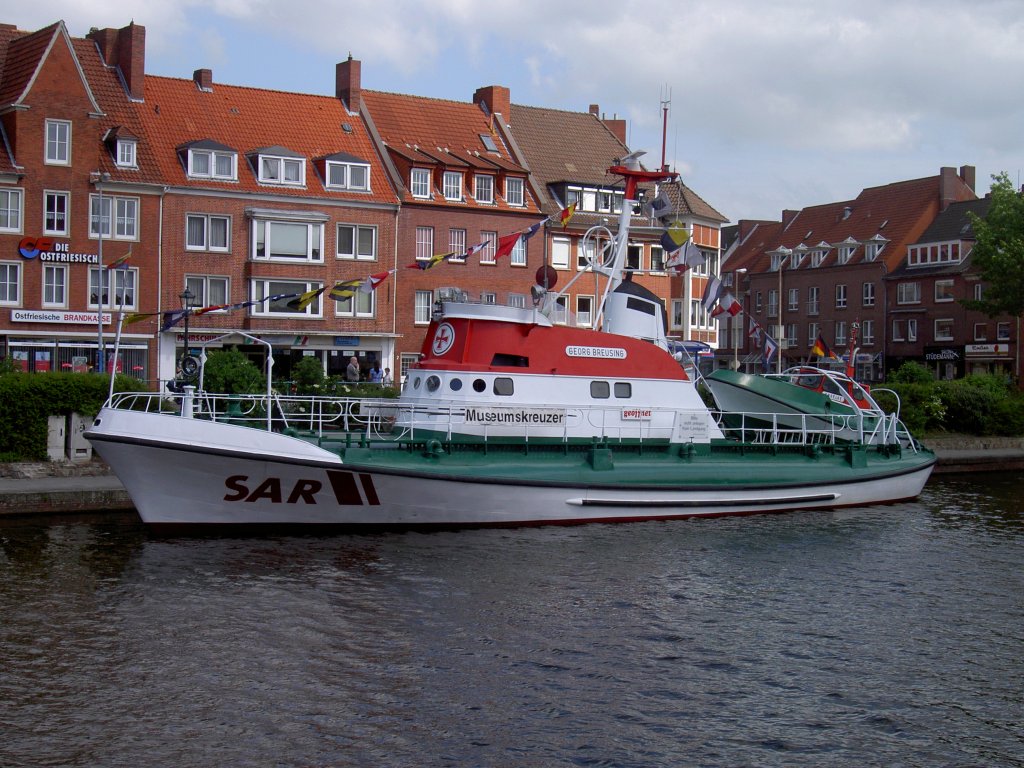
[9,0,1023,223]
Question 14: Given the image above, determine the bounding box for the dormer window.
[258,152,304,186]
[325,156,370,191]
[183,140,238,181]
[115,138,137,168]
[835,236,858,265]
[411,168,431,198]
[811,249,826,267]
[475,174,494,204]
[506,177,525,207]
[443,171,463,201]
[863,234,888,262]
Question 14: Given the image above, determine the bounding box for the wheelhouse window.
[0,262,20,305]
[186,214,230,251]
[185,275,229,309]
[414,290,433,324]
[45,120,71,165]
[250,279,322,317]
[505,177,525,207]
[0,189,23,233]
[411,168,431,198]
[337,224,376,261]
[474,174,494,204]
[325,160,370,191]
[90,194,138,240]
[252,218,323,262]
[442,171,463,201]
[44,191,69,235]
[42,265,67,308]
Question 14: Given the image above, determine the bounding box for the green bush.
[200,349,265,395]
[291,356,328,395]
[0,371,146,461]
[888,361,934,385]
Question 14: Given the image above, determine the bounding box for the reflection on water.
[1,477,1022,767]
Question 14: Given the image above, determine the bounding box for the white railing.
[104,389,919,451]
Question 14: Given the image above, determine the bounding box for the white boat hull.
[86,407,934,527]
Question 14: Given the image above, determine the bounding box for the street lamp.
[775,247,792,374]
[91,171,111,372]
[179,287,195,378]
[731,267,748,370]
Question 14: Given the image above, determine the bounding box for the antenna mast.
[660,86,671,172]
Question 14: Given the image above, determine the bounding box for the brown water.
[1,474,1022,767]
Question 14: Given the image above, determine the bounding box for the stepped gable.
[138,74,397,204]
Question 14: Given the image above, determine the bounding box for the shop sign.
[11,309,111,324]
[924,346,962,361]
[965,343,1010,357]
[334,336,360,346]
[18,237,100,264]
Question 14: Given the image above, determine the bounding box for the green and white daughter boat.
[85,160,935,527]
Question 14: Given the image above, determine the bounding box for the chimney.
[87,27,119,64]
[473,85,510,119]
[959,165,976,193]
[117,23,145,100]
[336,55,361,112]
[589,104,599,116]
[193,68,213,92]
[939,166,958,211]
[603,117,627,145]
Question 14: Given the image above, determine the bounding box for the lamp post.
[179,287,194,373]
[776,247,792,374]
[731,267,748,370]
[91,171,111,372]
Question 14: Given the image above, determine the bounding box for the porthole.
[426,375,441,392]
[449,378,463,391]
[412,376,421,390]
[473,378,486,392]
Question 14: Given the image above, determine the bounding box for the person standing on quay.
[346,356,360,382]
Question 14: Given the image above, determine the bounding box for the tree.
[961,172,1024,317]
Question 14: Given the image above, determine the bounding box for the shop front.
[965,343,1014,377]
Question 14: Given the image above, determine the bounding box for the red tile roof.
[137,75,398,205]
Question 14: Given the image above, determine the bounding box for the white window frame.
[0,261,20,305]
[415,226,434,261]
[252,219,323,262]
[510,236,527,267]
[671,299,685,329]
[551,236,570,269]
[787,287,799,312]
[474,174,494,204]
[443,171,463,201]
[508,293,526,308]
[807,322,820,347]
[835,320,847,347]
[258,154,305,186]
[185,275,230,310]
[188,149,238,180]
[448,228,467,263]
[326,161,370,191]
[576,295,594,327]
[625,244,643,272]
[862,282,875,307]
[786,323,798,348]
[897,282,921,305]
[862,319,875,345]
[807,286,820,315]
[481,292,497,304]
[414,290,434,325]
[337,224,377,261]
[334,288,375,319]
[250,279,322,318]
[43,191,69,236]
[908,318,918,342]
[974,322,987,342]
[411,168,431,199]
[116,139,137,168]
[934,318,954,342]
[767,289,779,318]
[186,213,231,252]
[506,177,525,207]
[934,279,955,303]
[0,189,23,233]
[45,120,71,165]
[650,246,665,273]
[90,267,137,311]
[42,264,67,308]
[835,284,847,309]
[892,320,906,342]
[89,194,138,240]
[479,231,497,265]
